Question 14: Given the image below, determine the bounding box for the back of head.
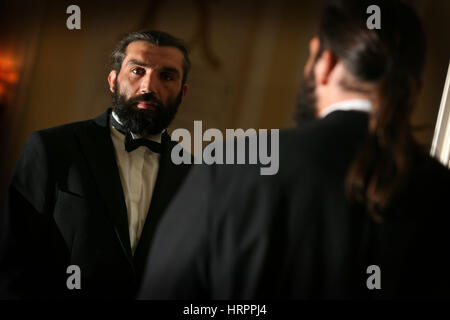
[317,0,426,220]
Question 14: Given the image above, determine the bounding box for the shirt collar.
[319,99,372,118]
[111,111,163,143]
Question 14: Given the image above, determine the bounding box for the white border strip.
[431,61,450,167]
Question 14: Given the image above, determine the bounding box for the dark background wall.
[1,0,449,201]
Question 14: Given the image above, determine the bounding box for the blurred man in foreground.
[139,0,450,299]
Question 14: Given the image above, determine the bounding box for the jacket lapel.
[74,109,134,265]
[133,131,192,278]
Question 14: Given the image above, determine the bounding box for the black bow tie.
[111,114,162,154]
[124,132,162,153]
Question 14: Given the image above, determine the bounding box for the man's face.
[108,40,188,136]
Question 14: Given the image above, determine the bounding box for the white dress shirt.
[110,112,162,254]
[319,99,372,118]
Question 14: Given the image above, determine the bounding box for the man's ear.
[108,70,117,93]
[181,84,189,101]
[314,49,337,86]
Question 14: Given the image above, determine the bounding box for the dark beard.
[111,80,182,136]
[294,70,317,126]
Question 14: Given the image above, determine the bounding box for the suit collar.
[320,99,372,118]
[92,107,110,127]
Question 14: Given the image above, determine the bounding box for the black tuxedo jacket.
[139,111,450,299]
[0,108,191,299]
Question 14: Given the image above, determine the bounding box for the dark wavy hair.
[110,30,191,85]
[317,0,426,221]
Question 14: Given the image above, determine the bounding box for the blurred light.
[0,52,20,106]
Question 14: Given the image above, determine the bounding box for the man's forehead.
[123,40,184,69]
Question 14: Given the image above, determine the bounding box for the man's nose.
[139,70,158,95]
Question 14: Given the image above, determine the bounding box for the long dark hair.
[318,0,426,221]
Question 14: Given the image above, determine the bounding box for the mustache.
[126,92,164,109]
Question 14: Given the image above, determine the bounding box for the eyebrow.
[127,59,180,74]
[160,66,180,77]
[126,59,148,67]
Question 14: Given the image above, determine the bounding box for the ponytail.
[345,66,418,221]
[316,0,427,221]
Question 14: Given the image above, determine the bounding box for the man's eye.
[131,68,144,75]
[161,72,174,81]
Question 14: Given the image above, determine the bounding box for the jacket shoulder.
[34,118,96,139]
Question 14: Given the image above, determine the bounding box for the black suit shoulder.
[29,117,99,149]
[11,116,104,208]
[20,116,102,167]
[38,117,94,134]
[207,112,450,298]
[140,111,450,299]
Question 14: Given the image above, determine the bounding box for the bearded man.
[0,30,191,299]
